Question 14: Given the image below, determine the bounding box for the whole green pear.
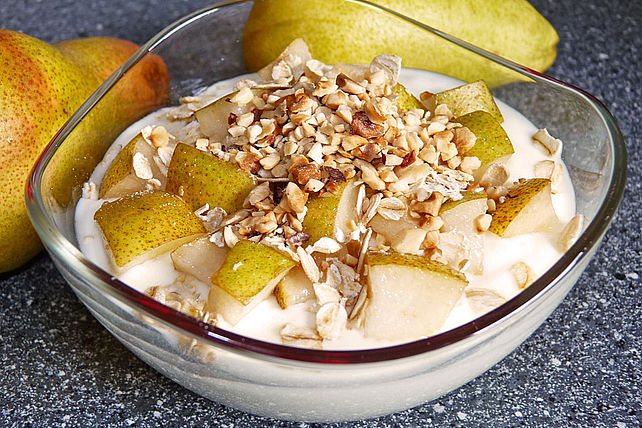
[0,30,169,272]
[243,0,558,87]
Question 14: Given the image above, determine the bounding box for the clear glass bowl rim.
[25,0,627,365]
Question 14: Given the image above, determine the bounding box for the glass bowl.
[26,0,626,422]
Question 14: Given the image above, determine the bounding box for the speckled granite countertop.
[1,0,639,426]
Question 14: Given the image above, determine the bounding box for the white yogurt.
[75,69,575,350]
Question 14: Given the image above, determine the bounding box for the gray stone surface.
[0,0,639,426]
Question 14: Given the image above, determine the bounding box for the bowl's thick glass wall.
[27,0,625,422]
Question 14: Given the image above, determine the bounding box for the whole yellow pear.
[243,0,558,87]
[0,30,169,272]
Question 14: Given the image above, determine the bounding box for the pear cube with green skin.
[455,110,514,169]
[258,37,311,81]
[440,190,488,234]
[207,240,296,325]
[171,235,229,285]
[302,179,360,244]
[99,134,166,199]
[370,212,425,255]
[364,252,468,341]
[94,191,207,269]
[195,88,267,144]
[438,191,488,274]
[434,80,504,123]
[489,178,559,238]
[166,143,256,213]
[393,83,425,111]
[273,266,315,309]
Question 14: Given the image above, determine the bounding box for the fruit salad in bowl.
[76,39,580,350]
[26,0,626,422]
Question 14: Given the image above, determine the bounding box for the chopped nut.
[453,126,476,154]
[460,156,482,174]
[474,213,492,233]
[325,91,348,109]
[235,151,261,173]
[411,192,444,216]
[510,261,535,289]
[248,182,271,206]
[309,237,342,254]
[324,166,347,182]
[354,159,385,190]
[149,126,170,148]
[283,182,308,213]
[291,162,321,185]
[304,178,325,193]
[230,86,254,105]
[532,128,562,155]
[352,142,381,162]
[336,73,366,94]
[479,163,509,188]
[341,134,368,151]
[557,214,584,252]
[259,152,281,170]
[352,111,385,138]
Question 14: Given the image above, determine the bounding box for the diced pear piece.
[273,266,315,309]
[257,37,311,82]
[489,178,559,237]
[455,111,514,167]
[171,235,228,284]
[434,80,504,123]
[370,212,425,255]
[392,83,425,111]
[438,231,484,275]
[302,179,359,244]
[166,143,255,213]
[364,252,468,341]
[440,190,488,234]
[99,134,165,199]
[438,191,487,274]
[94,191,207,268]
[207,240,295,325]
[195,88,266,143]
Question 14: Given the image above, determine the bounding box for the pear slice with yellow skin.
[258,37,311,82]
[434,80,504,122]
[171,235,228,284]
[194,88,267,143]
[440,190,488,234]
[207,240,295,325]
[454,111,514,167]
[439,190,487,274]
[489,178,559,237]
[393,83,425,111]
[99,134,165,199]
[273,266,315,309]
[94,190,207,268]
[364,252,467,341]
[370,211,425,255]
[166,143,256,213]
[302,179,360,244]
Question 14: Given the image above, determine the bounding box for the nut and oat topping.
[86,39,576,350]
